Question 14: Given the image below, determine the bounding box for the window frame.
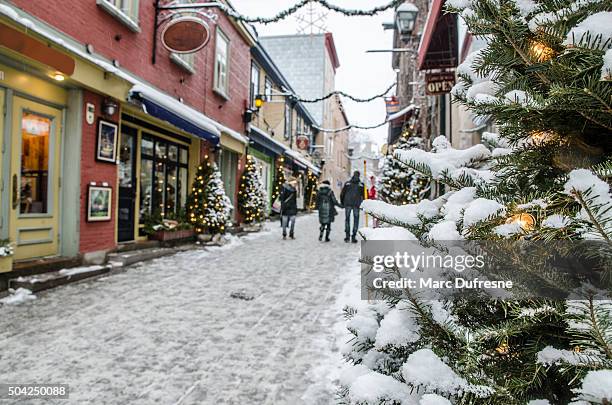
[213,27,230,98]
[284,102,292,140]
[250,62,261,108]
[264,77,273,101]
[139,134,189,221]
[96,0,141,32]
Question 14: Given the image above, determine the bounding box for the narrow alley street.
[0,214,360,405]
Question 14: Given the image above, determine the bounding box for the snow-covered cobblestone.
[0,214,360,404]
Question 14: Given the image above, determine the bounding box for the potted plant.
[142,211,195,242]
[0,239,14,273]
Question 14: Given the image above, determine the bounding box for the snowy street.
[0,214,361,405]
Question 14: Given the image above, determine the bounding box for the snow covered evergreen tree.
[380,132,429,205]
[271,155,287,207]
[341,1,612,404]
[238,155,267,224]
[186,159,232,235]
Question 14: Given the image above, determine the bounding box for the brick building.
[0,0,254,276]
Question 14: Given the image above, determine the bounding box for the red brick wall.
[79,90,119,253]
[11,0,250,135]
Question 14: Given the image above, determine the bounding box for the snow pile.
[573,370,612,403]
[481,132,510,149]
[462,198,506,227]
[420,394,452,405]
[504,90,536,106]
[466,81,500,104]
[537,346,583,366]
[359,226,417,241]
[395,142,491,179]
[443,188,477,222]
[527,401,551,405]
[338,364,370,387]
[361,199,442,227]
[374,303,420,348]
[59,265,105,277]
[0,288,36,306]
[349,371,416,405]
[563,169,612,236]
[428,221,464,241]
[401,349,492,396]
[513,0,539,19]
[493,221,523,237]
[542,214,570,229]
[563,12,612,50]
[347,312,379,342]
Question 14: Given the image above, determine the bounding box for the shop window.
[264,77,273,101]
[214,28,230,97]
[97,0,140,32]
[20,112,51,214]
[140,134,189,220]
[250,62,260,108]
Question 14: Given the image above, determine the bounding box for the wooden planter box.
[0,256,13,273]
[149,229,195,242]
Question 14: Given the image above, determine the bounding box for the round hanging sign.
[161,16,211,54]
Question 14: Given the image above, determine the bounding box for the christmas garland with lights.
[292,83,397,104]
[216,0,403,25]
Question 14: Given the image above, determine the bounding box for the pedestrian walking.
[280,176,298,239]
[340,171,364,243]
[315,180,342,242]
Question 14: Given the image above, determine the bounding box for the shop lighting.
[52,73,65,81]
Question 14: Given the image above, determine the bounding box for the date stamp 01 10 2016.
[0,384,69,399]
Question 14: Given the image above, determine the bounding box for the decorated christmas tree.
[379,131,430,205]
[271,155,287,206]
[304,170,319,210]
[238,155,267,224]
[186,157,233,235]
[340,1,612,404]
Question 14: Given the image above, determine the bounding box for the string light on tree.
[238,155,267,224]
[186,157,232,235]
[271,155,287,204]
[529,40,556,62]
[506,213,536,231]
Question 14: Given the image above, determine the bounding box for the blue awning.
[130,87,220,145]
[249,126,286,156]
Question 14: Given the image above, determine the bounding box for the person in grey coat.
[315,180,342,242]
[340,171,364,243]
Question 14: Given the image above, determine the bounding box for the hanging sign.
[385,96,400,116]
[161,16,211,54]
[296,135,310,151]
[425,72,456,95]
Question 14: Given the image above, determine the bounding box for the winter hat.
[322,180,331,185]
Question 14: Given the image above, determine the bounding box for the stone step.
[9,265,111,293]
[106,247,184,267]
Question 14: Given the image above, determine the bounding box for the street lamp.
[396,3,418,37]
[254,94,264,109]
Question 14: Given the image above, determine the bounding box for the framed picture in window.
[87,185,113,222]
[96,119,119,163]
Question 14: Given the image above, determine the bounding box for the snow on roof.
[0,3,245,144]
[387,104,416,121]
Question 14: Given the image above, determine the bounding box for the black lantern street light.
[395,3,418,38]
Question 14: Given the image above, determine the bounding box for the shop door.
[9,96,62,260]
[118,126,137,242]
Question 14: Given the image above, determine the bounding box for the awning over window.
[417,0,459,71]
[285,149,321,176]
[129,84,220,145]
[249,126,287,156]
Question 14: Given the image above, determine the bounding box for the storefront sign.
[296,135,310,150]
[161,16,211,54]
[385,96,400,115]
[425,73,456,95]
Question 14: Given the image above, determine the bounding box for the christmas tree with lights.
[379,131,429,205]
[238,155,267,224]
[340,1,612,404]
[186,158,233,235]
[271,155,287,207]
[304,170,319,210]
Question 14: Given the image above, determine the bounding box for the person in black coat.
[280,177,298,239]
[315,180,342,242]
[340,171,364,243]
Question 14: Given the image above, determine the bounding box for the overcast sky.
[229,0,397,147]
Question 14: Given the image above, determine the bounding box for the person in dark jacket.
[340,171,364,243]
[280,177,298,239]
[315,180,342,242]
